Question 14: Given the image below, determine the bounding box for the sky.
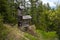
[41,0,60,8]
[26,0,60,8]
[15,0,60,8]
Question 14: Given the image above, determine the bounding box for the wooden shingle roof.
[23,15,32,19]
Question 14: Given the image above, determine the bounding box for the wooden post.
[17,7,23,27]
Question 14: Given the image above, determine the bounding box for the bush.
[0,15,3,26]
[0,16,10,40]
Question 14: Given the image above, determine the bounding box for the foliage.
[24,32,38,40]
[0,26,10,40]
[0,0,17,25]
[36,30,57,40]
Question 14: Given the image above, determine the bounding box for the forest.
[0,0,60,40]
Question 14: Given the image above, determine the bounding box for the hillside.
[0,24,58,40]
[3,24,29,40]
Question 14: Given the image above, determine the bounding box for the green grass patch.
[24,32,37,40]
[36,30,57,40]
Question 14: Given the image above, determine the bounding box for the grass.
[36,30,57,40]
[0,24,58,40]
[24,32,37,40]
[24,30,57,40]
[0,24,27,40]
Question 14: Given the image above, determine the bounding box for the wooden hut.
[17,6,32,31]
[22,15,32,27]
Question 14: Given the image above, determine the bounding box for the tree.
[0,0,17,25]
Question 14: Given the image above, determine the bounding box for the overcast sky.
[26,0,60,8]
[16,0,60,8]
[41,0,60,8]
